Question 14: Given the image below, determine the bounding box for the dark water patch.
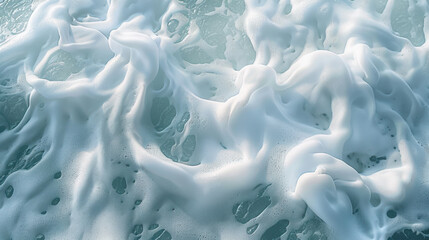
[5,184,13,198]
[233,184,272,224]
[375,0,388,13]
[0,88,28,130]
[160,134,198,164]
[150,229,172,240]
[387,209,397,218]
[233,196,271,224]
[112,177,127,194]
[51,197,60,206]
[132,224,143,235]
[390,0,425,46]
[247,224,258,235]
[1,145,45,186]
[35,233,45,240]
[288,217,328,240]
[0,174,6,185]
[370,192,381,207]
[24,151,44,170]
[160,139,177,162]
[149,223,159,230]
[179,46,214,64]
[181,135,196,162]
[260,219,289,240]
[54,171,62,179]
[5,145,28,173]
[0,0,36,42]
[40,49,84,81]
[176,112,190,133]
[345,152,387,173]
[388,228,429,240]
[167,19,179,32]
[226,0,245,14]
[151,97,176,132]
[196,14,228,48]
[369,155,386,164]
[172,0,255,68]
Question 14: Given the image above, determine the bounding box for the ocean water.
[0,0,429,239]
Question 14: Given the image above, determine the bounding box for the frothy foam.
[1,0,429,239]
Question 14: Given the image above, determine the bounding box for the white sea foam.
[1,0,429,239]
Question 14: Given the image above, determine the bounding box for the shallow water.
[0,0,429,239]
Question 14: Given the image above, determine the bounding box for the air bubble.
[283,3,292,15]
[387,209,397,218]
[112,177,127,195]
[5,185,13,198]
[370,193,381,207]
[54,171,62,179]
[132,224,143,235]
[167,19,179,32]
[247,224,258,234]
[51,197,60,205]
